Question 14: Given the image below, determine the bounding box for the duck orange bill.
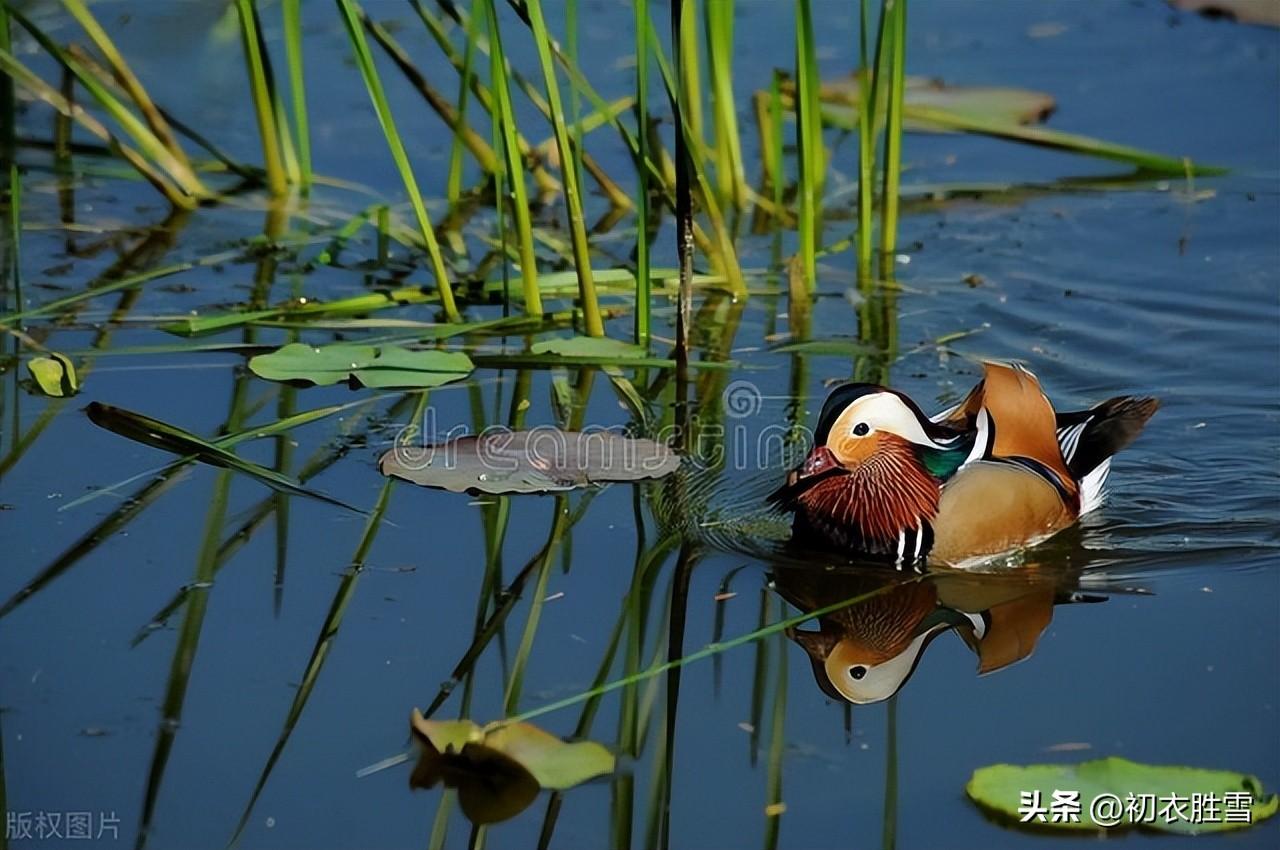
[767,445,848,506]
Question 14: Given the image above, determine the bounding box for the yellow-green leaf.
[27,353,78,397]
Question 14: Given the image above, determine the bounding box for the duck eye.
[849,665,868,680]
[852,422,870,437]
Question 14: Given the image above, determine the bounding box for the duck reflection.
[772,564,1103,704]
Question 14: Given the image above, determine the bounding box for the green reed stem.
[234,0,288,197]
[4,13,207,202]
[882,694,899,850]
[523,0,603,336]
[648,15,746,296]
[336,0,460,321]
[446,3,481,205]
[856,0,875,278]
[363,13,502,181]
[281,0,311,194]
[137,363,255,850]
[677,0,703,155]
[705,0,745,207]
[763,594,788,850]
[503,494,571,714]
[879,0,907,267]
[567,0,585,195]
[60,0,190,170]
[412,0,561,197]
[1,8,18,322]
[230,395,424,846]
[794,0,822,292]
[483,0,543,316]
[634,0,651,344]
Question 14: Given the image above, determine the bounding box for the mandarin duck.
[768,362,1158,567]
[775,565,1105,703]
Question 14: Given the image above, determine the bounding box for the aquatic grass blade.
[229,446,408,845]
[60,0,191,170]
[0,46,196,208]
[522,0,604,336]
[634,0,652,344]
[705,0,745,207]
[794,0,822,291]
[763,595,788,849]
[62,397,371,512]
[85,402,367,515]
[901,104,1225,175]
[482,0,543,317]
[362,13,501,180]
[7,8,209,199]
[281,0,311,194]
[234,0,289,197]
[335,0,461,321]
[879,0,908,268]
[446,3,482,205]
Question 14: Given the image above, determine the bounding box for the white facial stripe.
[961,611,986,639]
[963,408,992,466]
[840,393,956,449]
[825,630,934,704]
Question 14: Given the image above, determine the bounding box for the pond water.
[1,1,1277,849]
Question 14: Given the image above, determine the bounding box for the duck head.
[770,384,973,558]
[785,579,957,703]
[773,565,1096,704]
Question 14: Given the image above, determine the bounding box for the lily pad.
[409,710,615,824]
[26,352,78,397]
[378,427,681,494]
[966,757,1278,834]
[248,343,473,389]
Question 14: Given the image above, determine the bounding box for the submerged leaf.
[408,710,614,824]
[770,338,878,356]
[379,428,681,494]
[966,757,1278,833]
[530,336,648,360]
[86,402,366,515]
[26,353,78,397]
[248,343,473,389]
[817,73,1057,129]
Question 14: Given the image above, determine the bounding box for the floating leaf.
[966,757,1278,834]
[378,428,681,494]
[1171,0,1280,27]
[249,343,473,389]
[792,75,1223,176]
[530,336,648,360]
[160,286,439,336]
[86,402,366,515]
[26,353,78,397]
[409,710,615,824]
[816,74,1057,129]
